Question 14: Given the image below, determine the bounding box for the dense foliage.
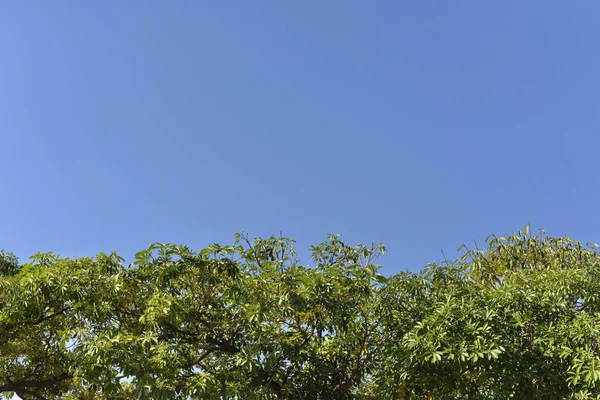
[2,228,600,399]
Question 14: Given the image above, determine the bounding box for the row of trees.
[2,229,600,399]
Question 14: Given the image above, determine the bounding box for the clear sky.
[1,2,599,275]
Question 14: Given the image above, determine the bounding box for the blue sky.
[1,2,599,275]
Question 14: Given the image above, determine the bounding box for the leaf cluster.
[3,228,600,399]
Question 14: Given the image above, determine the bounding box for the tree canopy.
[2,228,600,399]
